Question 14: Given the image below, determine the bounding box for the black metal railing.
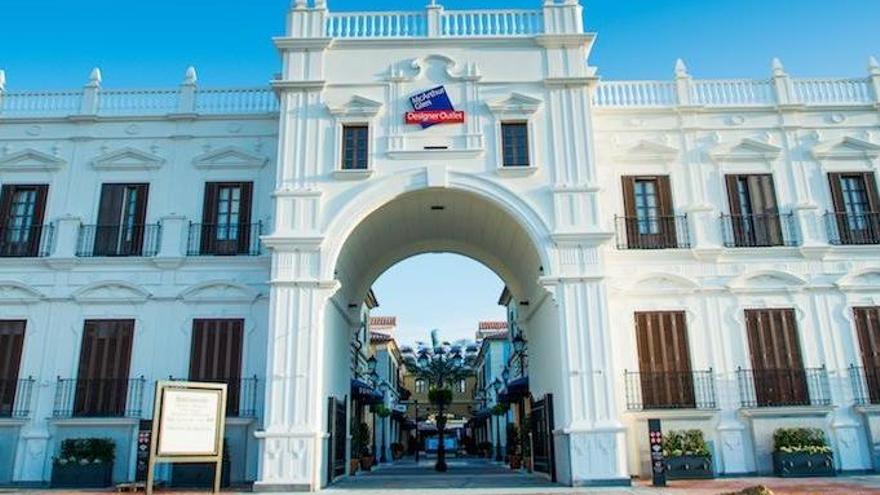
[850,365,880,406]
[0,225,54,257]
[615,215,690,249]
[76,224,161,257]
[53,377,146,418]
[826,211,880,245]
[169,375,259,417]
[737,367,830,408]
[624,370,716,411]
[0,377,35,418]
[187,222,262,256]
[721,213,799,247]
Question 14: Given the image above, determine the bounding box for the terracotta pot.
[350,459,360,474]
[360,456,373,471]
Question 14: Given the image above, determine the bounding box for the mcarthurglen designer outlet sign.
[405,86,465,127]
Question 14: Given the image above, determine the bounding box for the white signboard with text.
[157,387,223,456]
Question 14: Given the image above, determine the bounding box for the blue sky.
[1,0,877,344]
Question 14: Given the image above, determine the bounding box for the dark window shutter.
[0,321,26,416]
[864,173,880,211]
[190,319,244,415]
[744,309,807,406]
[95,184,125,255]
[656,176,677,246]
[828,173,846,213]
[237,182,254,254]
[621,176,638,246]
[854,307,880,403]
[74,320,135,416]
[201,183,220,254]
[635,311,694,408]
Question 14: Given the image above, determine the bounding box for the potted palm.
[662,430,714,479]
[507,425,521,469]
[772,428,834,477]
[356,422,374,471]
[51,438,115,488]
[521,416,533,472]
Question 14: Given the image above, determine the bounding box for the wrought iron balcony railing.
[736,367,830,408]
[849,365,880,406]
[721,213,799,248]
[825,211,880,246]
[0,377,35,419]
[624,370,716,411]
[187,222,262,256]
[0,225,54,258]
[168,376,259,417]
[615,215,690,250]
[76,224,161,257]
[53,377,146,418]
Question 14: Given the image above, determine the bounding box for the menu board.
[157,387,223,457]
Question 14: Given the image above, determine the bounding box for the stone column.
[254,265,338,492]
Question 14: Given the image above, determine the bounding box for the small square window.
[501,122,530,167]
[341,125,369,170]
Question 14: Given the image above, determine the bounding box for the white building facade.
[1,0,880,490]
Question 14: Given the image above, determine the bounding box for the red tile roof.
[371,316,397,327]
[478,321,507,330]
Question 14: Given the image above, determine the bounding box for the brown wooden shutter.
[95,184,124,255]
[635,311,694,408]
[201,183,220,254]
[621,176,640,248]
[744,309,807,406]
[74,320,135,416]
[656,176,677,247]
[237,182,254,254]
[0,321,26,416]
[190,319,244,415]
[751,175,782,245]
[854,307,880,403]
[828,173,846,213]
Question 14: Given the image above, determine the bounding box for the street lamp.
[367,355,377,373]
[512,333,526,353]
[379,382,390,463]
[502,367,510,384]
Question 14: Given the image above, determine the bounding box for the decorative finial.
[869,56,880,75]
[183,66,198,85]
[0,70,6,92]
[771,58,786,77]
[674,58,689,78]
[293,0,306,8]
[314,0,326,8]
[87,67,102,88]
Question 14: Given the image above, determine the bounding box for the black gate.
[327,396,348,483]
[530,393,555,481]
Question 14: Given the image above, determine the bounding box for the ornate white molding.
[71,280,152,304]
[192,146,268,170]
[0,281,45,305]
[709,137,783,163]
[485,92,543,117]
[326,95,383,117]
[0,148,66,172]
[812,135,880,161]
[614,139,679,163]
[91,146,165,170]
[178,280,261,304]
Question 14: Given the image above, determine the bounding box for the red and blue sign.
[405,86,465,128]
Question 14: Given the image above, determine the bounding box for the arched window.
[415,379,426,393]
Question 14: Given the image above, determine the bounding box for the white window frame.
[327,96,383,180]
[486,93,542,177]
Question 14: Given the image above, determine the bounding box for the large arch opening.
[320,187,564,488]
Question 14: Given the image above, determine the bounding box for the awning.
[391,409,407,421]
[506,376,529,400]
[351,378,384,405]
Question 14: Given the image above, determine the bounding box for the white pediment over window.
[92,147,165,171]
[710,137,783,163]
[179,281,261,304]
[72,281,152,304]
[327,95,384,117]
[727,270,807,293]
[616,139,679,163]
[0,148,66,172]
[812,136,880,161]
[486,93,543,116]
[626,272,700,294]
[835,269,880,292]
[192,146,268,170]
[0,281,45,305]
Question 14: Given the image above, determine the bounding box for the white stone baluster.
[426,2,442,37]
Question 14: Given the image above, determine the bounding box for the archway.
[322,187,559,487]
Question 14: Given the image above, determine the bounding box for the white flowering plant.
[773,428,832,455]
[53,438,115,466]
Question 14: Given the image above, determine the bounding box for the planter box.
[171,460,231,488]
[665,455,714,480]
[51,462,113,488]
[773,452,835,478]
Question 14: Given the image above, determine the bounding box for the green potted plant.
[772,428,834,477]
[355,422,374,471]
[521,416,533,472]
[349,423,362,474]
[428,388,452,406]
[51,438,115,488]
[662,430,714,479]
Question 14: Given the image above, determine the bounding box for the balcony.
[614,215,690,250]
[825,211,880,245]
[76,224,161,257]
[624,370,716,411]
[187,222,262,256]
[721,213,799,248]
[850,365,880,406]
[169,376,260,417]
[736,367,830,408]
[0,377,35,419]
[52,377,146,418]
[0,225,54,258]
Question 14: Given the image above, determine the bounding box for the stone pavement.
[4,457,880,494]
